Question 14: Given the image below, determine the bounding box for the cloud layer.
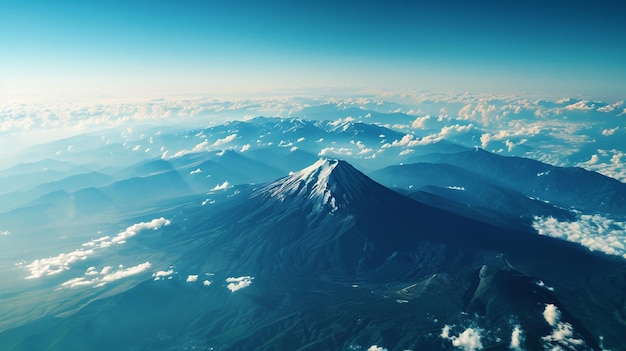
[533,214,626,259]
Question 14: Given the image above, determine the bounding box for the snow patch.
[262,159,362,215]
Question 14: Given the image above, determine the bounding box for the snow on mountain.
[260,158,372,216]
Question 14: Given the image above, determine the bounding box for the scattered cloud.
[202,280,212,286]
[25,218,170,279]
[533,214,626,259]
[61,262,152,288]
[186,275,198,283]
[0,230,9,236]
[382,134,414,148]
[226,276,253,292]
[109,217,171,245]
[543,304,560,327]
[26,248,95,279]
[319,147,353,156]
[441,325,483,351]
[153,269,174,281]
[509,325,524,350]
[541,304,586,349]
[213,133,237,146]
[598,101,623,112]
[578,150,626,182]
[167,140,210,159]
[189,168,203,175]
[240,143,251,152]
[367,346,388,351]
[411,115,431,129]
[602,126,619,136]
[564,100,595,111]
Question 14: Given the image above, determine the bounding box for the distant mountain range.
[1,159,624,351]
[1,114,626,351]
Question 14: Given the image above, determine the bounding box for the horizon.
[2,0,626,100]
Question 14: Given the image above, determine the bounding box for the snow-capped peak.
[261,159,368,215]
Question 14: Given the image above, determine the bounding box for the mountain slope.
[371,162,576,227]
[1,159,624,351]
[413,148,626,216]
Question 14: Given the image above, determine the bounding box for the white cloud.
[509,325,524,350]
[25,248,95,279]
[318,147,352,156]
[96,262,152,287]
[505,139,515,152]
[25,218,170,279]
[367,346,388,351]
[202,280,212,286]
[480,133,492,148]
[110,217,171,245]
[61,262,152,288]
[541,304,586,349]
[564,100,595,111]
[0,230,9,236]
[382,134,414,148]
[297,137,305,142]
[211,181,230,191]
[226,276,253,292]
[598,101,623,112]
[240,143,251,152]
[411,115,431,129]
[533,214,626,259]
[441,325,451,339]
[152,269,174,281]
[186,274,198,283]
[452,328,483,351]
[536,280,554,291]
[190,168,203,175]
[213,133,237,146]
[167,140,210,159]
[543,304,560,327]
[578,150,626,182]
[602,127,618,136]
[441,326,483,351]
[583,154,599,165]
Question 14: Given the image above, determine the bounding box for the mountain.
[371,162,576,229]
[2,159,624,351]
[0,171,116,213]
[412,148,626,216]
[100,170,193,209]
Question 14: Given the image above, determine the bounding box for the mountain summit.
[258,158,376,216]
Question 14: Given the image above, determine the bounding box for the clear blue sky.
[1,0,625,99]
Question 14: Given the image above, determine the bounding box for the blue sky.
[1,0,625,99]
